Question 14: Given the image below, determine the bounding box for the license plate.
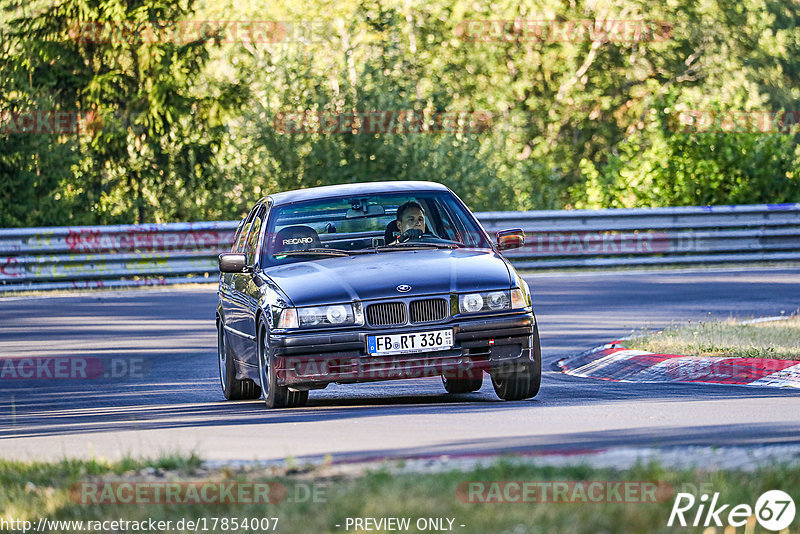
[367,329,454,356]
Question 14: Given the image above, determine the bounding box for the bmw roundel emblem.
[396,284,411,292]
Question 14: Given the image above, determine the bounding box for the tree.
[0,0,236,224]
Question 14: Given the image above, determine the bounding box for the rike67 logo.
[668,490,796,531]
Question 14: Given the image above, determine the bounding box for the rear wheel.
[491,324,542,401]
[218,320,261,400]
[258,324,308,408]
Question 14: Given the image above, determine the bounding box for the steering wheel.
[397,228,425,242]
[396,229,464,247]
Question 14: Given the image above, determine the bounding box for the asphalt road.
[1,267,799,464]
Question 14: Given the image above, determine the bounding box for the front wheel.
[258,324,308,409]
[218,320,261,400]
[491,324,542,401]
[442,373,483,393]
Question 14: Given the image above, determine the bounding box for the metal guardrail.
[1,203,798,292]
[479,203,800,269]
[0,221,238,292]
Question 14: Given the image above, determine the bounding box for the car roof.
[263,181,451,206]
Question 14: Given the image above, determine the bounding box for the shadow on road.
[2,371,799,440]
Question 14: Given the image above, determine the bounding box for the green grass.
[623,316,800,360]
[1,453,799,533]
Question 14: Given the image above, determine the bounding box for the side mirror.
[496,229,525,251]
[219,253,249,273]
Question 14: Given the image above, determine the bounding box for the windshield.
[262,191,492,265]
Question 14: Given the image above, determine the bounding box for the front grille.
[409,298,449,323]
[366,302,407,326]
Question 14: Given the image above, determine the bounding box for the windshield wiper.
[375,242,459,252]
[275,248,351,258]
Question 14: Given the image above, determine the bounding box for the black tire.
[258,324,308,409]
[218,319,261,400]
[491,323,542,401]
[442,373,483,393]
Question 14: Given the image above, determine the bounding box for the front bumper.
[270,312,535,387]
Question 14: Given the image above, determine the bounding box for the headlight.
[325,305,348,324]
[459,290,511,314]
[303,307,323,326]
[458,289,529,314]
[461,293,484,313]
[486,291,510,310]
[277,304,361,329]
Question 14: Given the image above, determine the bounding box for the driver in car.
[393,201,428,243]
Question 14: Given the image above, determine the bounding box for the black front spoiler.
[269,312,535,387]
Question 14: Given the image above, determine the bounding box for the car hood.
[264,249,513,306]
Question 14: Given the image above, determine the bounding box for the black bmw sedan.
[216,181,540,408]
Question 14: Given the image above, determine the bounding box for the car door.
[221,205,261,361]
[233,204,268,371]
[219,217,246,309]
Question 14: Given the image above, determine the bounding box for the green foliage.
[571,105,800,208]
[3,454,800,534]
[1,0,799,226]
[1,0,235,225]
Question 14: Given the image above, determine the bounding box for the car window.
[262,191,491,265]
[233,221,251,253]
[245,208,265,266]
[438,197,487,247]
[430,197,461,243]
[233,206,260,253]
[230,220,246,252]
